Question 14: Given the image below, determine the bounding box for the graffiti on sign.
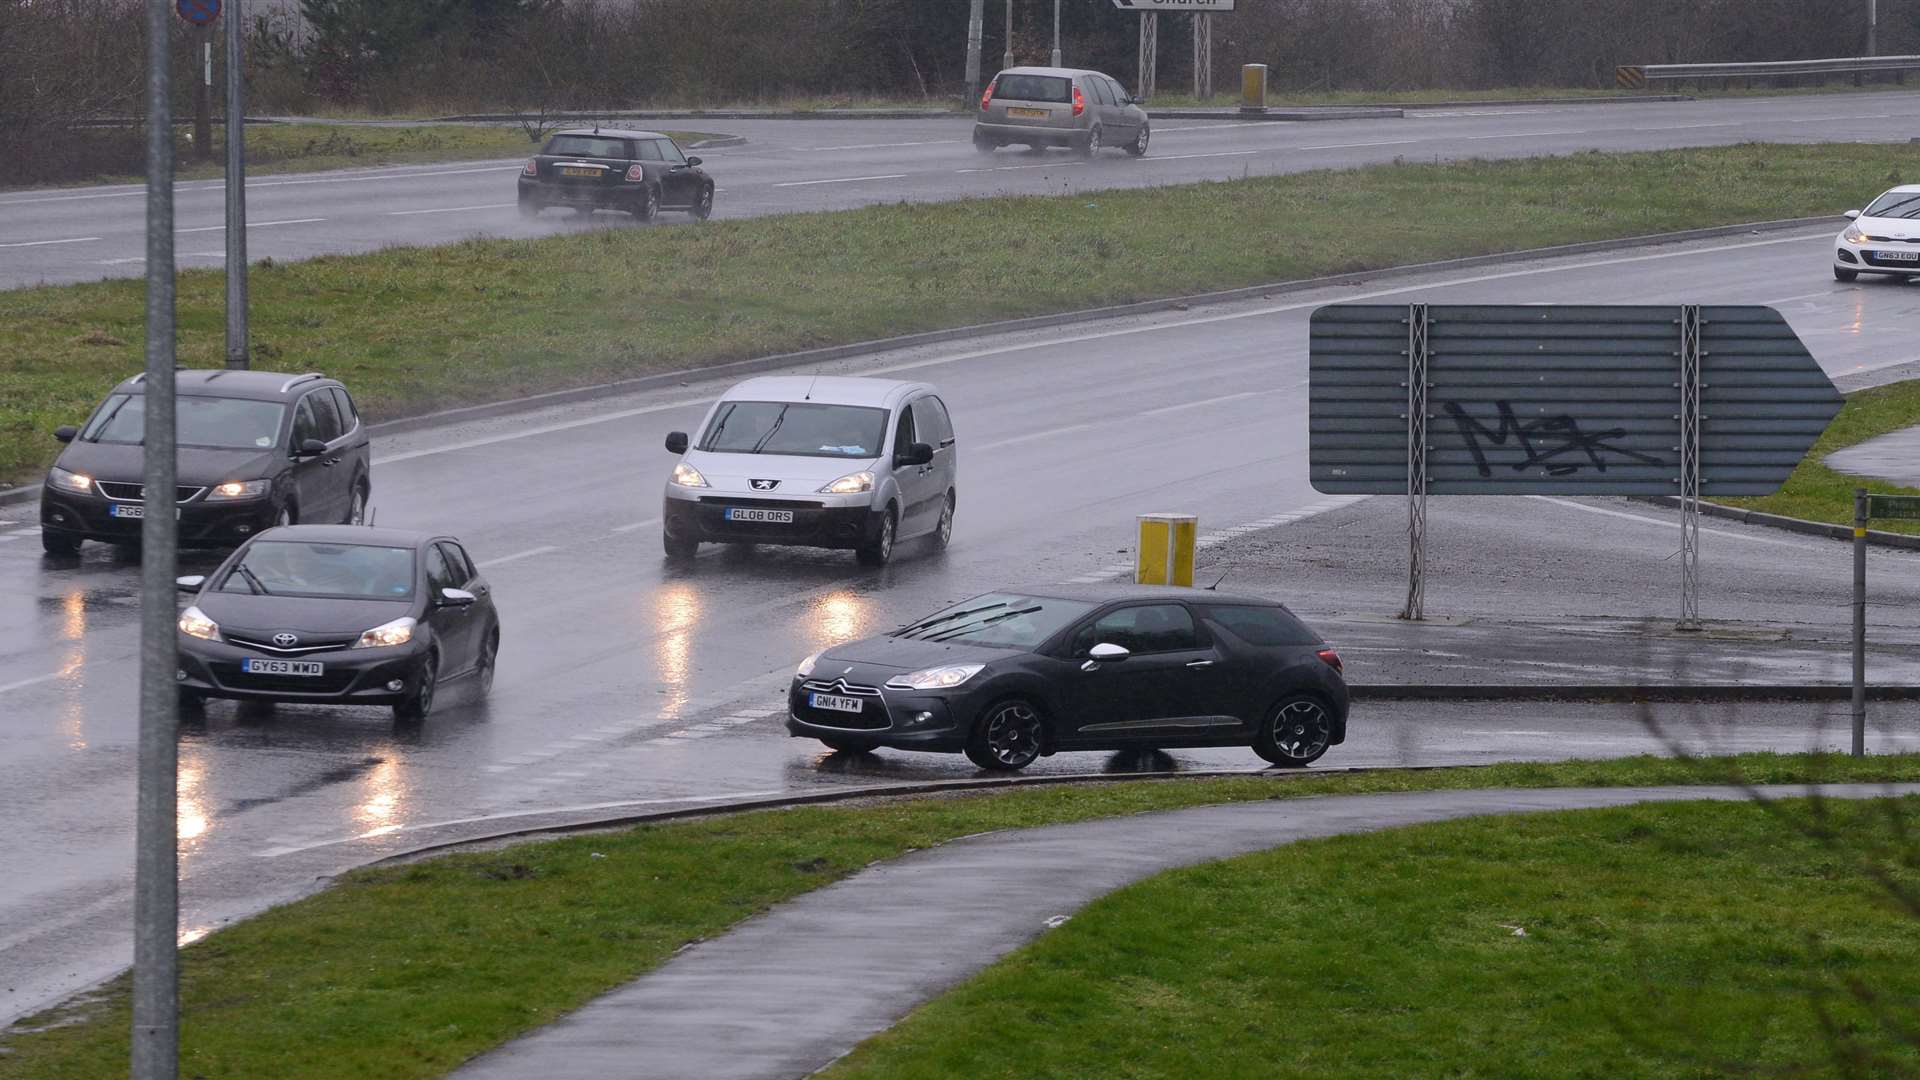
[1443,401,1667,478]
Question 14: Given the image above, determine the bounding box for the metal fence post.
[225,0,248,370]
[1854,488,1868,757]
[1677,305,1703,631]
[1403,304,1429,622]
[133,0,181,1076]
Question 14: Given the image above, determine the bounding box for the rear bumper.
[176,637,429,705]
[41,490,279,548]
[518,177,647,210]
[662,495,884,550]
[973,121,1081,146]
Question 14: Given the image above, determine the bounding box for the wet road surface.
[4,224,1920,1023]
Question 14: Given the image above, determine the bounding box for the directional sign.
[176,0,220,27]
[1868,494,1920,520]
[1309,305,1842,496]
[1111,0,1236,11]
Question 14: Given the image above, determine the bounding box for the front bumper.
[177,637,430,705]
[41,490,278,548]
[1836,243,1920,274]
[663,493,884,550]
[785,677,968,751]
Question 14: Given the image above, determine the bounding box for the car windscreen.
[1864,191,1920,219]
[992,74,1071,103]
[82,394,286,450]
[698,401,888,458]
[544,135,630,159]
[217,541,416,600]
[892,593,1094,650]
[1201,604,1321,647]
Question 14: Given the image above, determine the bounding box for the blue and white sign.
[176,0,221,27]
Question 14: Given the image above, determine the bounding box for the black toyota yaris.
[787,585,1348,771]
[175,525,500,722]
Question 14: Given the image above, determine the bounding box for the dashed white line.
[1299,139,1420,150]
[1526,496,1806,549]
[955,161,1087,174]
[804,139,957,152]
[178,217,326,233]
[1467,130,1589,140]
[773,173,907,188]
[1143,150,1263,162]
[388,203,516,216]
[477,544,560,568]
[0,671,62,695]
[0,236,100,248]
[611,517,662,533]
[1139,390,1262,417]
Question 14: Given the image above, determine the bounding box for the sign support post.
[1137,12,1157,101]
[965,0,985,105]
[225,0,248,369]
[1853,488,1868,757]
[1193,13,1213,99]
[1403,304,1429,621]
[1677,305,1704,631]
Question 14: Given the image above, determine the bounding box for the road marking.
[100,257,146,265]
[0,671,62,695]
[1641,122,1741,131]
[1761,289,1840,306]
[178,217,327,233]
[388,203,516,216]
[0,236,100,248]
[1298,139,1421,150]
[477,544,560,568]
[773,173,907,187]
[974,422,1098,451]
[1467,129,1589,139]
[1139,390,1262,417]
[375,397,708,465]
[955,161,1087,174]
[0,164,524,207]
[1527,496,1813,550]
[611,517,661,533]
[1144,150,1262,162]
[804,139,958,152]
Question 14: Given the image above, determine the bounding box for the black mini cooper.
[517,128,715,222]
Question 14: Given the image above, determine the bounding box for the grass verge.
[1727,378,1920,535]
[3,753,1920,1078]
[822,795,1920,1079]
[4,140,1911,488]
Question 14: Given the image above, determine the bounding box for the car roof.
[1006,583,1281,607]
[253,525,440,548]
[998,66,1106,79]
[112,369,338,401]
[551,128,674,141]
[719,375,934,409]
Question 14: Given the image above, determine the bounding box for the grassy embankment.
[3,752,1917,1078]
[1730,378,1920,534]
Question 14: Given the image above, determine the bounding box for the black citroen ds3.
[39,370,371,556]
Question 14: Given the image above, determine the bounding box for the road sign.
[1309,305,1840,496]
[1111,0,1236,11]
[176,0,220,27]
[1868,494,1920,520]
[1616,65,1648,89]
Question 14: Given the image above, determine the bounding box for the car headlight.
[1844,224,1868,245]
[177,605,220,642]
[885,662,986,691]
[818,471,874,495]
[352,616,416,650]
[671,462,709,488]
[797,650,823,678]
[48,466,92,494]
[207,479,271,501]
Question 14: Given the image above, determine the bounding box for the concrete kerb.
[1352,682,1920,702]
[1638,495,1920,551]
[0,212,1844,512]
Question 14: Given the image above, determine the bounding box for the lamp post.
[1003,0,1014,69]
[1052,0,1061,66]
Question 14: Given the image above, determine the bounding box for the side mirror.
[1846,209,1862,219]
[438,587,477,607]
[1089,642,1131,663]
[175,575,205,593]
[686,156,702,167]
[296,438,327,458]
[53,425,77,443]
[665,431,689,454]
[896,442,934,467]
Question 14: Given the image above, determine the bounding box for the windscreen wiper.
[896,601,1009,637]
[235,564,271,595]
[749,405,789,455]
[924,606,1042,642]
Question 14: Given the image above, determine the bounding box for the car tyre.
[691,185,714,221]
[476,629,499,696]
[1126,123,1150,157]
[965,699,1045,771]
[274,504,295,529]
[343,483,368,526]
[1078,126,1103,158]
[177,689,204,711]
[394,654,437,723]
[41,530,80,556]
[972,133,997,154]
[932,491,955,550]
[1835,266,1860,282]
[855,507,896,566]
[818,737,873,754]
[517,199,542,219]
[1254,694,1334,768]
[663,531,699,561]
[633,185,659,223]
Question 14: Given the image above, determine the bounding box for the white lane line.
[1527,496,1807,550]
[477,544,560,568]
[376,396,706,465]
[179,217,327,233]
[1299,139,1421,150]
[1144,150,1262,162]
[610,517,661,533]
[0,236,100,248]
[1139,390,1262,417]
[955,161,1087,174]
[0,163,525,207]
[1761,289,1841,306]
[804,139,958,152]
[1641,122,1741,131]
[773,173,907,188]
[388,203,516,216]
[100,257,146,265]
[974,422,1098,452]
[1467,130,1589,140]
[0,671,63,695]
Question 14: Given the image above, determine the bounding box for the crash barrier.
[1136,513,1197,588]
[1241,64,1268,111]
[1618,55,1920,89]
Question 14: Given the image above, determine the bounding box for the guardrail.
[1617,55,1920,89]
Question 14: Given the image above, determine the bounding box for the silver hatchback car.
[973,66,1150,158]
[661,376,958,566]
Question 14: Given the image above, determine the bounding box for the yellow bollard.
[1240,64,1268,111]
[1136,513,1197,587]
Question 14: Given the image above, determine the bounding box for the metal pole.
[1403,304,1429,621]
[225,0,248,369]
[1051,0,1061,67]
[1137,13,1157,101]
[1193,13,1212,100]
[193,28,212,161]
[1003,0,1014,70]
[1853,488,1868,757]
[1868,0,1879,57]
[133,0,181,1075]
[965,0,985,102]
[1677,305,1703,631]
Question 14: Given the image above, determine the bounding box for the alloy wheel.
[345,487,366,526]
[979,701,1043,769]
[1267,699,1331,765]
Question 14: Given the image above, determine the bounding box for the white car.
[660,376,958,566]
[1835,184,1920,281]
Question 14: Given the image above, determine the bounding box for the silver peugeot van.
[661,376,958,566]
[973,66,1150,157]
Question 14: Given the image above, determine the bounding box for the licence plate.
[1008,107,1048,118]
[242,658,323,677]
[109,504,179,519]
[1880,250,1920,261]
[561,166,600,177]
[809,692,863,714]
[725,507,794,523]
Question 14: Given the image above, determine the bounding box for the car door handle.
[1186,660,1215,669]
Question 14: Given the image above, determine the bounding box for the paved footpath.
[1828,425,1920,489]
[451,782,1920,1080]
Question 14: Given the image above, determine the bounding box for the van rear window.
[993,75,1071,103]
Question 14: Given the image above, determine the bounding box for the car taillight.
[1072,85,1085,117]
[1316,648,1343,674]
[980,79,996,111]
[523,159,537,176]
[625,164,646,182]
